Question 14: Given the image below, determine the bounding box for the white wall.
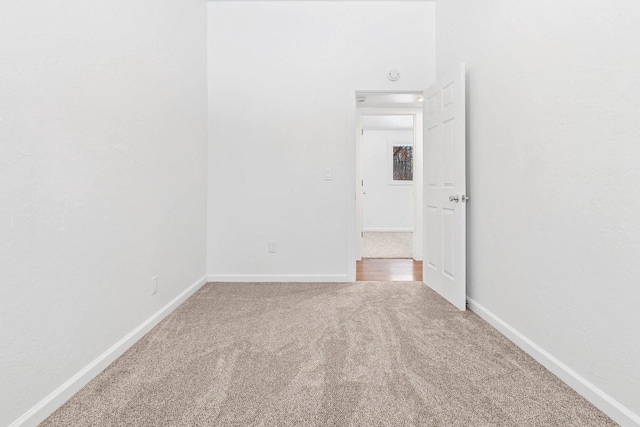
[361,115,414,132]
[437,0,640,424]
[0,1,207,425]
[362,130,413,231]
[207,1,435,280]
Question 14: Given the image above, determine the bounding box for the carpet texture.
[42,282,615,427]
[363,232,413,258]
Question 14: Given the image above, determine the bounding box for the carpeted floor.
[42,282,615,427]
[363,232,413,258]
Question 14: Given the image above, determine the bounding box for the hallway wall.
[0,1,208,425]
[362,130,414,231]
[436,1,640,424]
[207,1,435,280]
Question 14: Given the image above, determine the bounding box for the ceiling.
[207,0,437,2]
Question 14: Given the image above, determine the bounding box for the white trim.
[207,274,348,283]
[467,297,640,427]
[363,228,413,232]
[347,89,357,281]
[349,97,425,273]
[10,275,208,427]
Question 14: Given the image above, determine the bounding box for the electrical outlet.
[152,276,158,295]
[268,241,277,253]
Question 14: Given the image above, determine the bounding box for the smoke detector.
[387,69,400,82]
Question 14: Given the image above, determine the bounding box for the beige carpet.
[363,231,413,258]
[42,282,615,427]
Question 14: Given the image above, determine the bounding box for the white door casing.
[423,63,467,310]
[356,109,424,262]
[355,114,364,260]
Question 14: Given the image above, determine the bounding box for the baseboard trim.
[207,274,348,283]
[363,228,412,232]
[10,275,208,427]
[467,297,640,427]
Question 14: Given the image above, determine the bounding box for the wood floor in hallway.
[356,258,423,282]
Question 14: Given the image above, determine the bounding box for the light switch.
[324,168,332,181]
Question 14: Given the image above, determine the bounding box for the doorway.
[353,92,424,281]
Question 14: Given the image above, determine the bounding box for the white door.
[423,63,467,310]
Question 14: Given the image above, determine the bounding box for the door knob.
[449,195,459,203]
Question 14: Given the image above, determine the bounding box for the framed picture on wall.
[388,141,414,185]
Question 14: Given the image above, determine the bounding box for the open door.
[423,63,467,310]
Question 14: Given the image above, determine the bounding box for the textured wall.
[207,1,435,279]
[437,0,640,421]
[0,1,207,424]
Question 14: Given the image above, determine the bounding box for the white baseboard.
[207,274,348,283]
[10,275,208,427]
[363,228,412,232]
[467,297,640,427]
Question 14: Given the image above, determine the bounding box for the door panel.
[442,119,455,186]
[426,126,438,187]
[442,208,455,279]
[426,206,439,270]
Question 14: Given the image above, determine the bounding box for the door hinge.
[361,231,364,237]
[361,179,364,186]
[361,129,364,135]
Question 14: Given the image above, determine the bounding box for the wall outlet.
[151,276,158,295]
[268,241,277,253]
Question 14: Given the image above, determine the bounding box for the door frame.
[346,90,424,282]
